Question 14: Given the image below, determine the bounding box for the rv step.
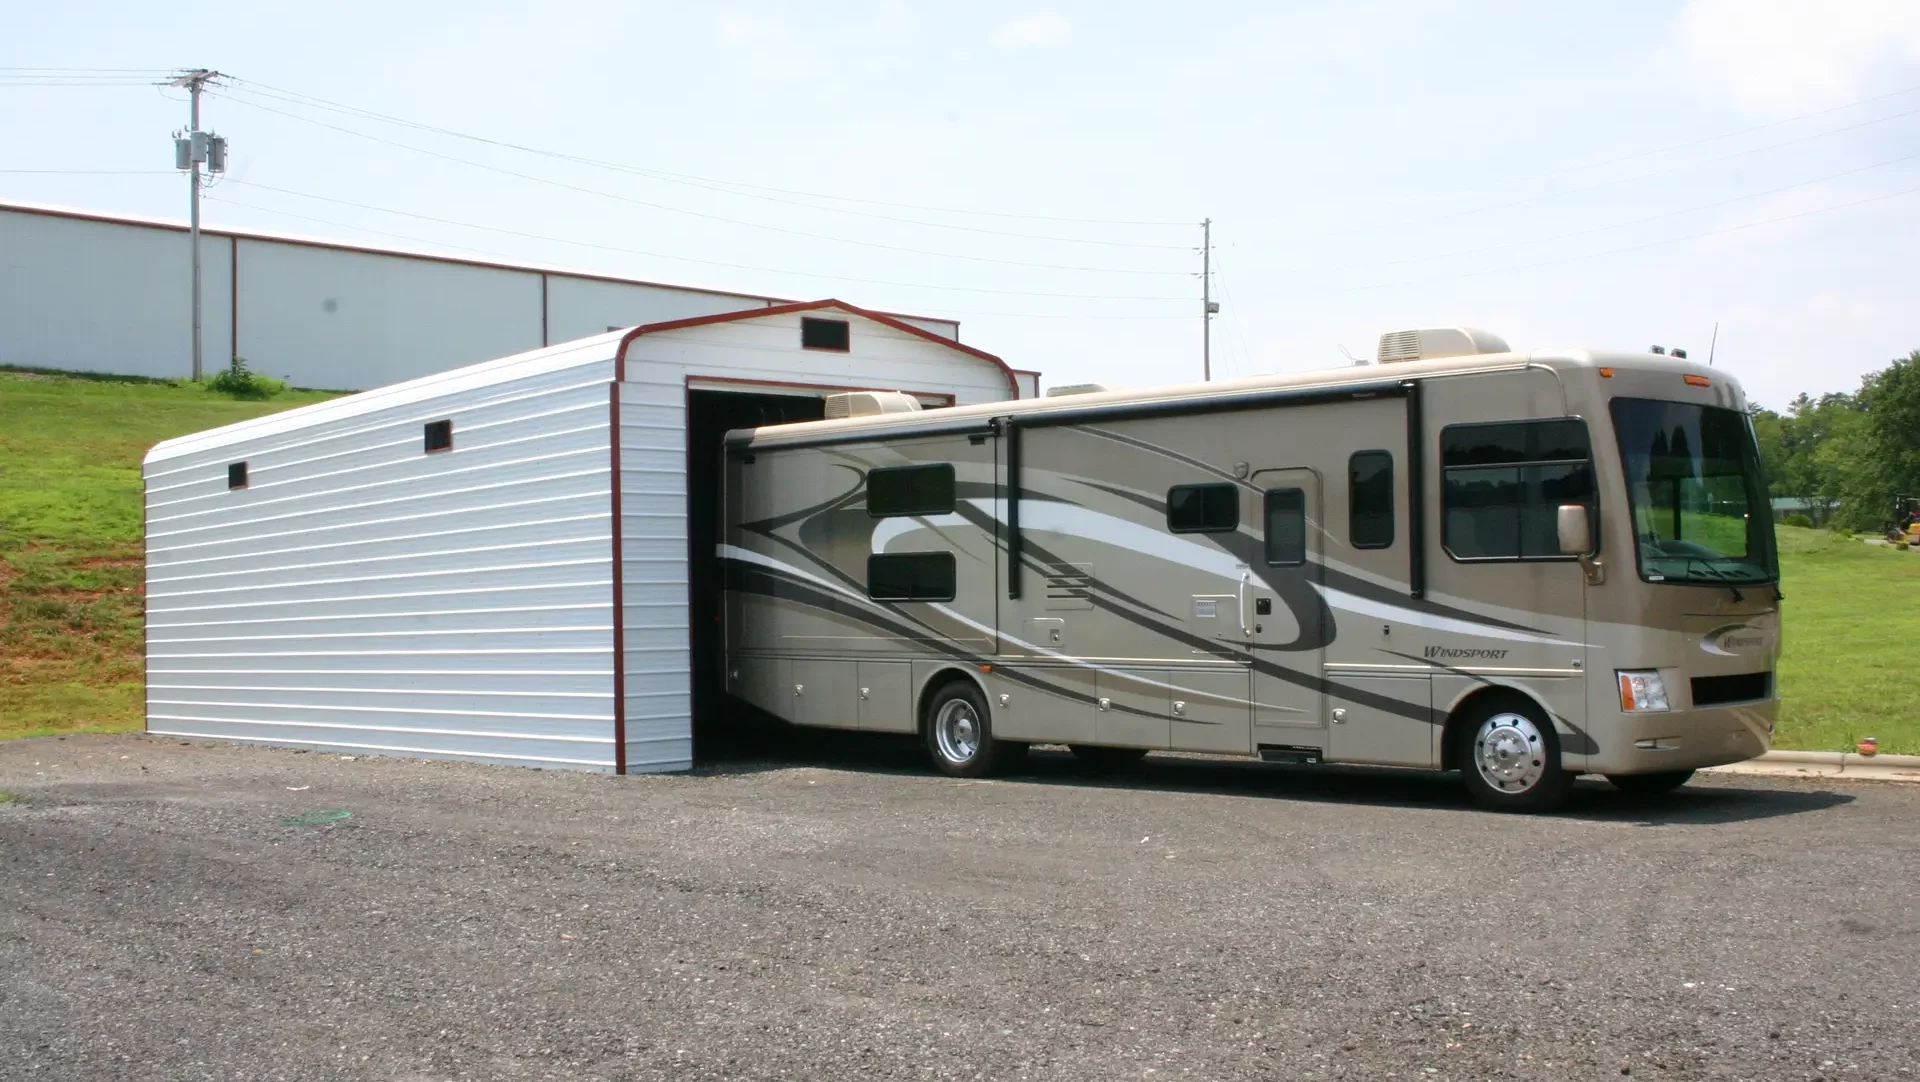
[1258,744,1323,765]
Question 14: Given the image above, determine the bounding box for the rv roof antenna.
[1708,322,1719,367]
[1337,344,1370,367]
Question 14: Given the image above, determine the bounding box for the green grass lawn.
[1,368,1916,755]
[1772,526,1920,754]
[0,369,336,739]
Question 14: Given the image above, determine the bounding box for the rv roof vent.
[1376,327,1510,363]
[1045,383,1112,397]
[823,391,924,419]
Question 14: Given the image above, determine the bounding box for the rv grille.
[1377,330,1422,363]
[1691,672,1772,707]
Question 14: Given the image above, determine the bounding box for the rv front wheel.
[1456,699,1571,813]
[924,680,1012,778]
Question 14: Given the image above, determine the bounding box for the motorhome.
[718,328,1780,811]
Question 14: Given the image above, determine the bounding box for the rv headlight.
[1617,670,1671,713]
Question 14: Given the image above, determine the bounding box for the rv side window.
[1441,418,1595,560]
[1167,483,1238,533]
[867,552,956,601]
[867,464,955,517]
[1348,451,1394,549]
[1264,488,1307,566]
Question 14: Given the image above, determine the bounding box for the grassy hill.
[2,368,1915,753]
[0,369,337,739]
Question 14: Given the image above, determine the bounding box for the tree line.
[1750,349,1920,531]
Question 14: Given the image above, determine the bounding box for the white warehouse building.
[143,301,1032,772]
[1,200,1030,392]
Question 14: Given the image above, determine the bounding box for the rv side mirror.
[1557,504,1593,556]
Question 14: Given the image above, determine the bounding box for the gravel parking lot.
[2,732,1916,1081]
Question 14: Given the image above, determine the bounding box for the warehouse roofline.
[0,198,962,334]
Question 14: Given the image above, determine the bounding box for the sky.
[4,0,1918,409]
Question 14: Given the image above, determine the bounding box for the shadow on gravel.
[696,726,1856,826]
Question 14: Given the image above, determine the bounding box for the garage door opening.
[685,388,826,762]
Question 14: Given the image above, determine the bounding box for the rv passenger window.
[867,464,955,517]
[1167,483,1239,533]
[1441,419,1594,560]
[1348,452,1394,549]
[801,318,852,351]
[867,552,956,602]
[1264,488,1307,566]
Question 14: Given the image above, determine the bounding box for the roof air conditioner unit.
[1045,383,1112,397]
[1376,327,1510,363]
[823,391,924,419]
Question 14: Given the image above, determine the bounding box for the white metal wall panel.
[617,383,694,771]
[144,338,621,771]
[545,275,768,346]
[235,239,543,390]
[0,208,233,378]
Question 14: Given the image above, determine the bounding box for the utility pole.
[1201,218,1219,381]
[168,69,228,381]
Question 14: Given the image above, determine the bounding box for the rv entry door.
[1244,468,1329,758]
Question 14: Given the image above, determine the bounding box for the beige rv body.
[720,347,1778,780]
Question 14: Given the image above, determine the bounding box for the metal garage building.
[0,200,1037,394]
[142,301,1028,772]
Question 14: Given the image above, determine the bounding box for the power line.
[227,78,1190,228]
[1324,182,1920,297]
[0,168,174,174]
[202,191,1194,302]
[215,95,1192,273]
[1317,146,1920,274]
[1242,101,1920,241]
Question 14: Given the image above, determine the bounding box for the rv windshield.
[1609,398,1778,586]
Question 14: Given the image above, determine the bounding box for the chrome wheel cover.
[934,699,982,764]
[1473,711,1548,793]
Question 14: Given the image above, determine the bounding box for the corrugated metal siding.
[235,239,544,389]
[144,341,620,771]
[3,202,964,389]
[0,207,234,378]
[546,276,769,345]
[617,382,694,771]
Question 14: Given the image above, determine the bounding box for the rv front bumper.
[1583,701,1775,775]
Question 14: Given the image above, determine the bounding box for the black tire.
[922,680,1011,778]
[1454,698,1573,813]
[1068,744,1149,769]
[1607,769,1695,794]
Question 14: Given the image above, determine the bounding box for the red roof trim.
[0,201,961,329]
[614,299,1020,399]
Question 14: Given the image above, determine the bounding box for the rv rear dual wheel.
[1455,699,1573,813]
[923,680,1023,778]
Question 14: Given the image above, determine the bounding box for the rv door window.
[1167,483,1239,533]
[1264,488,1307,566]
[867,552,957,602]
[1348,451,1394,549]
[1441,418,1594,560]
[867,464,956,517]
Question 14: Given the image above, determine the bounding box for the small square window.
[227,461,248,490]
[424,419,454,454]
[801,317,851,351]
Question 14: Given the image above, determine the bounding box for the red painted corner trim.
[609,382,628,775]
[614,299,1021,399]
